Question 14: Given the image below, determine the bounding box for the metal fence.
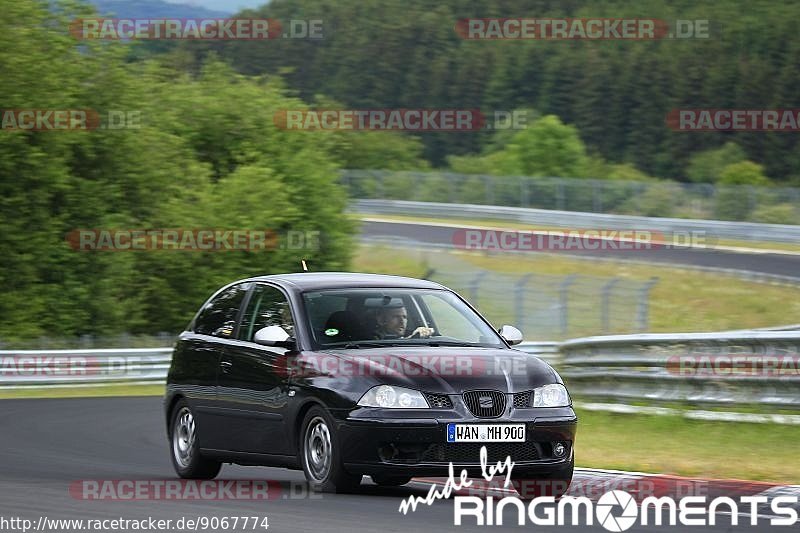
[342,169,800,226]
[421,254,658,340]
[554,330,800,423]
[0,332,176,351]
[0,348,171,387]
[358,244,658,339]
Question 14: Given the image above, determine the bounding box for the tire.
[169,399,222,479]
[371,475,412,487]
[511,460,574,499]
[300,405,362,493]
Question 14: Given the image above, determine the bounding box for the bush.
[750,203,800,224]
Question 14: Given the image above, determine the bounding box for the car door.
[181,282,251,451]
[215,282,296,455]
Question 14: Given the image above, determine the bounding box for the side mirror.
[254,326,295,348]
[499,325,523,346]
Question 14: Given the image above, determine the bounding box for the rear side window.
[193,283,250,337]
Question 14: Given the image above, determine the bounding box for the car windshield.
[301,288,506,349]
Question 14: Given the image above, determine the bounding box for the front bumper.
[333,405,577,477]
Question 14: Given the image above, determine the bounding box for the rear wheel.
[511,460,574,499]
[371,475,413,487]
[169,399,221,479]
[300,406,362,493]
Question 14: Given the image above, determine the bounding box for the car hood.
[305,346,562,394]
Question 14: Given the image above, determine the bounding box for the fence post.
[520,178,529,208]
[559,275,577,335]
[484,175,494,205]
[636,277,659,331]
[514,274,533,328]
[747,185,757,214]
[556,180,565,211]
[377,170,385,198]
[469,271,488,306]
[79,334,93,349]
[157,332,173,347]
[593,182,602,213]
[601,277,621,333]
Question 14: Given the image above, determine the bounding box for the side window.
[193,283,250,338]
[421,294,480,342]
[238,284,295,342]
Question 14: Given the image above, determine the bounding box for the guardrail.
[352,198,800,244]
[0,344,560,389]
[556,331,800,416]
[0,348,171,388]
[2,336,798,424]
[343,169,800,227]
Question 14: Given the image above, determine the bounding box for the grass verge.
[0,384,164,399]
[573,407,798,484]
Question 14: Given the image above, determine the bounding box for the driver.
[374,305,434,340]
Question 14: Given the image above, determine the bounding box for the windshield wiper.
[405,340,487,347]
[327,341,404,349]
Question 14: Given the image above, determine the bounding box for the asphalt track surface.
[360,220,800,278]
[0,397,789,533]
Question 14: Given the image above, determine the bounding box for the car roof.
[239,272,447,292]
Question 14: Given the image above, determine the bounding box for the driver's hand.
[408,326,434,338]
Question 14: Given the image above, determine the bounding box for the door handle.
[220,359,233,373]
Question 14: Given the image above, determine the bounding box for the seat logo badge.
[479,396,493,408]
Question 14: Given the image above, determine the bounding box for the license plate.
[446,423,526,442]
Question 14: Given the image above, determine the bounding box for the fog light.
[553,442,567,457]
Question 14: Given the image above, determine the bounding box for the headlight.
[532,384,571,407]
[357,385,429,408]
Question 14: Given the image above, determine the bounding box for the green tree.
[501,115,590,178]
[686,142,747,183]
[714,161,771,220]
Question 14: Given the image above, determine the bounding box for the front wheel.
[300,406,362,493]
[169,399,221,479]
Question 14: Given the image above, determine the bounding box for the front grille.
[421,442,540,463]
[462,390,506,418]
[425,392,453,409]
[513,391,532,408]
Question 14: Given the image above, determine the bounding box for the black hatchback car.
[165,273,577,494]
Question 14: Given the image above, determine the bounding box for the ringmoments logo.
[397,448,799,529]
[453,490,799,528]
[453,490,798,532]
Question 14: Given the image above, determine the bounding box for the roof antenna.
[301,260,308,272]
